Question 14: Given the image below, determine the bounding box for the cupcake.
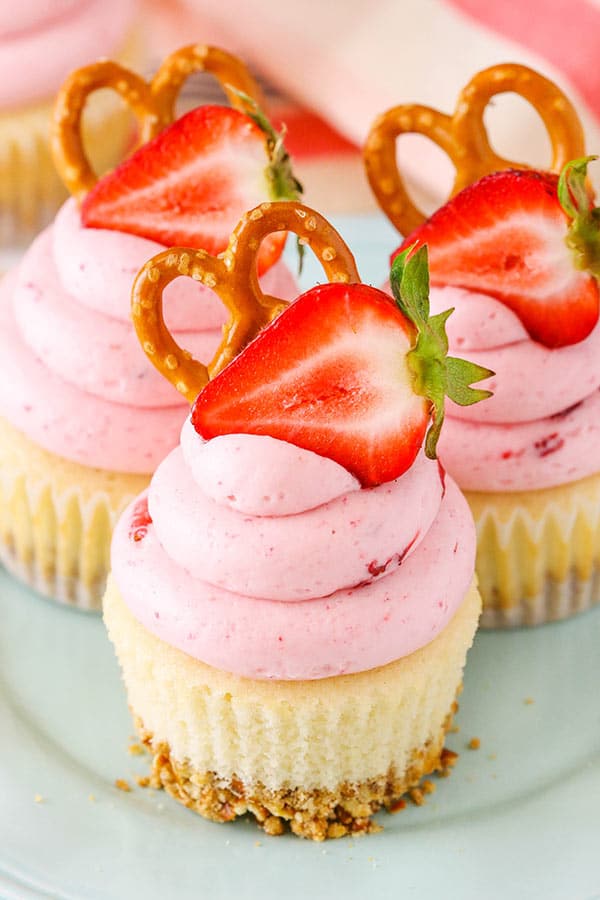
[0,0,142,246]
[364,64,600,626]
[104,201,488,839]
[0,46,300,610]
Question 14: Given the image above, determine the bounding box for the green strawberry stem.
[228,87,303,202]
[390,246,493,459]
[558,156,600,277]
[228,86,304,271]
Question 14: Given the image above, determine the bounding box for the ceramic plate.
[1,216,600,900]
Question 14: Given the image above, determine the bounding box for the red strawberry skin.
[396,169,599,348]
[82,106,285,275]
[192,283,429,487]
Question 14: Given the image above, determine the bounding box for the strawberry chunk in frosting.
[111,419,476,680]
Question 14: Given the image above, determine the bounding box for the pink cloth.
[0,0,138,108]
[166,0,600,202]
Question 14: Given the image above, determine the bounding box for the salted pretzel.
[364,63,586,235]
[51,44,264,201]
[132,201,361,403]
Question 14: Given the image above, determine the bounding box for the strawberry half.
[192,247,492,487]
[82,102,301,274]
[395,159,600,348]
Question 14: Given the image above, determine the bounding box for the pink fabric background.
[145,0,600,204]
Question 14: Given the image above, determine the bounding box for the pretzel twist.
[51,64,156,202]
[51,44,264,202]
[132,201,361,403]
[145,44,264,142]
[364,63,586,235]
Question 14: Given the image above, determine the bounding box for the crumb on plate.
[128,743,144,756]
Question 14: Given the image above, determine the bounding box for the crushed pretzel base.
[105,579,480,840]
[136,714,457,841]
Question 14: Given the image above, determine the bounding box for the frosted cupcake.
[0,0,142,246]
[0,47,300,609]
[104,201,489,839]
[364,64,600,626]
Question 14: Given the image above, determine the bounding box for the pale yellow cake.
[468,471,600,627]
[0,416,148,609]
[104,576,481,840]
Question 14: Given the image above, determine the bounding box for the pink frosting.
[51,201,231,330]
[150,421,444,600]
[382,282,600,493]
[0,201,297,473]
[430,287,600,423]
[439,391,600,491]
[111,421,476,680]
[0,0,138,108]
[180,426,361,516]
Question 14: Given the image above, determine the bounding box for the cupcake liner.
[0,30,142,246]
[0,416,148,610]
[104,577,481,838]
[467,470,600,627]
[135,716,452,839]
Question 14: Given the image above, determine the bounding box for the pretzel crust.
[51,44,264,201]
[132,201,360,403]
[364,63,586,235]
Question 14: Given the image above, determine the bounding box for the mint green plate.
[1,216,600,900]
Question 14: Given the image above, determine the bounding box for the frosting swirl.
[423,286,600,492]
[111,418,476,680]
[0,199,297,473]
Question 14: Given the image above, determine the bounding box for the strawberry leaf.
[427,308,451,356]
[558,156,592,217]
[445,357,494,405]
[390,247,493,459]
[424,402,445,460]
[559,156,600,278]
[390,243,430,325]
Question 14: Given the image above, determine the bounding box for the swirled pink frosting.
[0,0,138,108]
[111,417,476,680]
[429,286,600,491]
[0,199,297,473]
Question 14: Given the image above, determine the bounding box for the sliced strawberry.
[395,164,600,348]
[192,249,491,487]
[82,105,300,275]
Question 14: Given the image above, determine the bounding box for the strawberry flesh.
[82,106,286,274]
[192,282,429,487]
[396,169,599,348]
